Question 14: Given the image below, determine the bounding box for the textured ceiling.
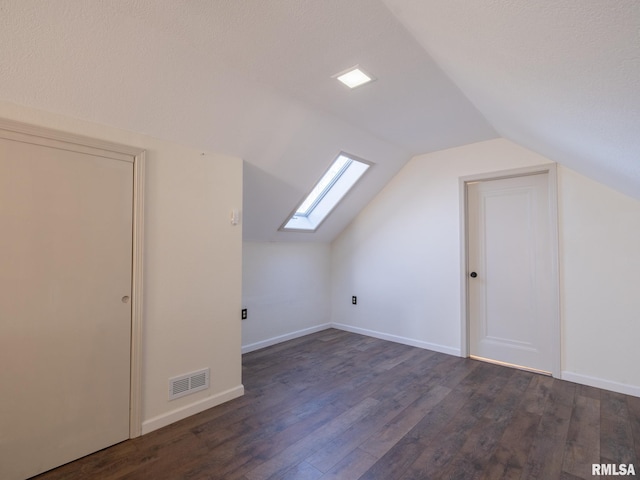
[383,0,640,200]
[1,1,637,242]
[0,0,496,242]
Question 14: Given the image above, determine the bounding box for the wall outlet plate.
[241,308,247,320]
[352,296,357,305]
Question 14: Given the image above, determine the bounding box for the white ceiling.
[384,0,640,198]
[1,1,638,242]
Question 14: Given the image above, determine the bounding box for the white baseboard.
[242,323,332,354]
[141,385,245,435]
[331,323,461,357]
[561,371,640,398]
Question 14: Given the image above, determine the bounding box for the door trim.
[459,164,560,377]
[0,118,145,438]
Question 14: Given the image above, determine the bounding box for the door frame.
[459,163,561,377]
[0,118,145,438]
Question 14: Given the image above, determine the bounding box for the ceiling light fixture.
[334,66,375,89]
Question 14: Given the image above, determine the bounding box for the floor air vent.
[169,368,209,400]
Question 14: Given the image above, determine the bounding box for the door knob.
[470,272,478,278]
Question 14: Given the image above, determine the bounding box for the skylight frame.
[280,152,372,233]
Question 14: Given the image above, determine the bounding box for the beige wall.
[0,101,244,433]
[331,138,640,396]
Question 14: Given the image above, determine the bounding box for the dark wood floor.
[34,329,639,479]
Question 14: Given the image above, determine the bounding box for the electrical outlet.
[352,296,357,305]
[241,308,247,320]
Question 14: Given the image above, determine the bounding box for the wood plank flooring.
[33,329,640,479]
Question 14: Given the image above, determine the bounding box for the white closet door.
[467,173,555,374]
[0,134,133,480]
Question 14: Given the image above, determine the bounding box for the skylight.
[281,153,371,232]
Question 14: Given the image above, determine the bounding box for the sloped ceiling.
[1,1,637,243]
[383,0,640,200]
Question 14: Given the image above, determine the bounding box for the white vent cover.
[169,368,210,401]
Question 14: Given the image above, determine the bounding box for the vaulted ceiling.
[1,1,638,242]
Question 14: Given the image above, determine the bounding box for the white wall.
[0,101,244,433]
[559,168,640,392]
[331,139,552,354]
[242,242,331,352]
[331,138,640,396]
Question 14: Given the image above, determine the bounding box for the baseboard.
[332,323,461,357]
[141,384,245,435]
[561,371,640,398]
[242,323,332,354]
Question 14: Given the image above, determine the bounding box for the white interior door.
[467,172,557,374]
[0,132,133,479]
